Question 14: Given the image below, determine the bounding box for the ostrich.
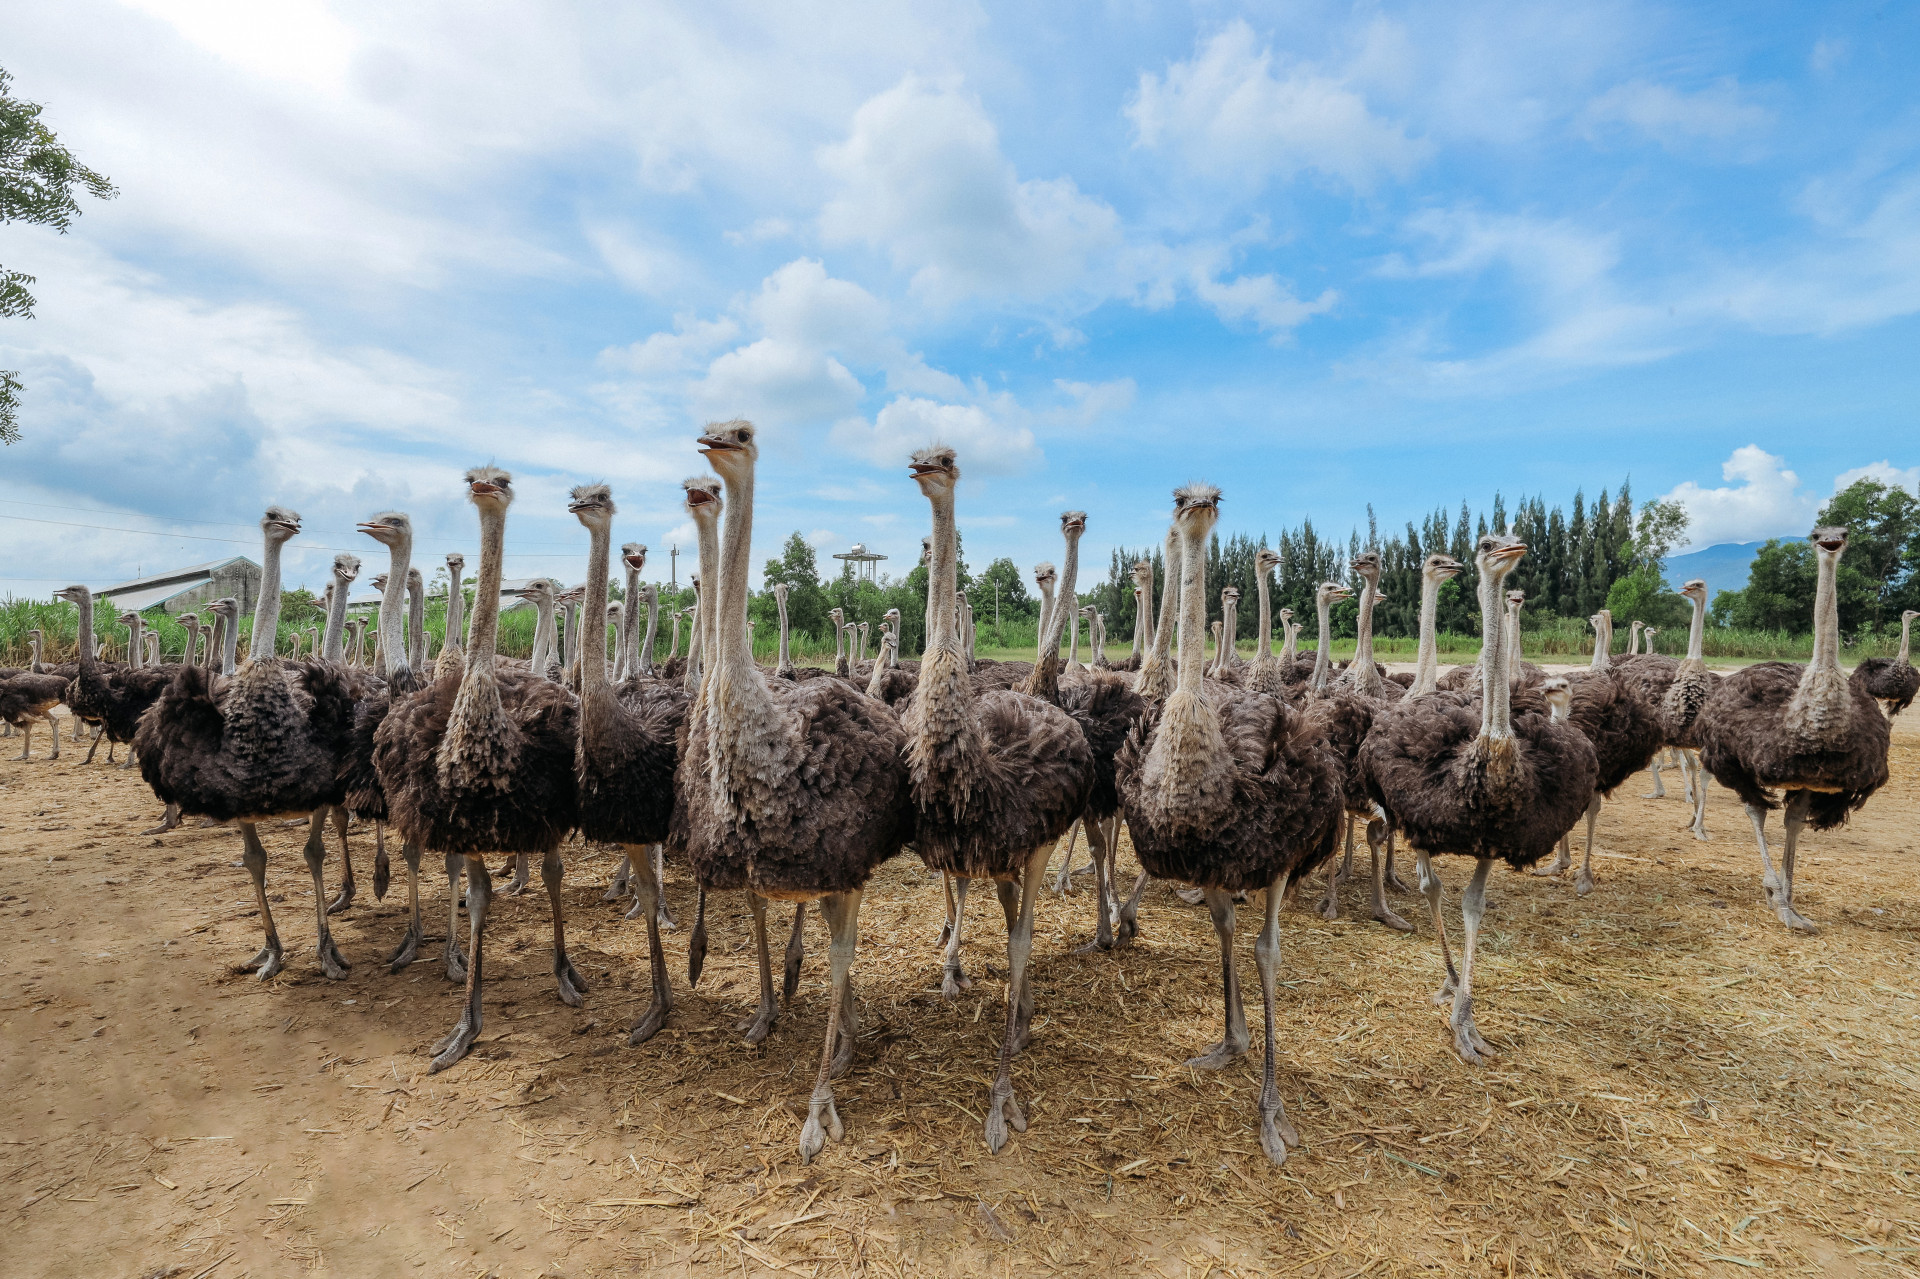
[1858,609,1919,717]
[1245,549,1287,696]
[377,469,583,1072]
[1277,607,1297,670]
[771,582,798,680]
[1117,483,1343,1163]
[1695,527,1891,933]
[1361,532,1597,1064]
[679,421,913,1163]
[1621,581,1716,838]
[1526,605,1665,896]
[568,483,689,1045]
[1642,627,1659,656]
[0,660,67,760]
[828,607,848,678]
[1306,581,1352,693]
[132,509,362,981]
[904,445,1092,1154]
[1624,619,1644,657]
[1316,552,1463,930]
[1134,528,1183,704]
[61,587,174,769]
[613,543,645,681]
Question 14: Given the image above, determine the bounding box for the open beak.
[1817,538,1845,552]
[355,522,387,536]
[1491,543,1528,563]
[685,489,715,507]
[470,481,502,497]
[697,434,738,457]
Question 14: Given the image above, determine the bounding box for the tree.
[1713,537,1879,633]
[1633,498,1690,570]
[1605,565,1687,631]
[973,557,1033,633]
[1,68,117,443]
[1816,479,1920,631]
[761,531,829,638]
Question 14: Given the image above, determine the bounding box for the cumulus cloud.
[694,340,865,429]
[1833,460,1920,496]
[1581,78,1771,152]
[1660,446,1817,550]
[599,315,740,377]
[1127,21,1427,191]
[1193,271,1338,335]
[830,395,1040,476]
[1053,378,1137,426]
[819,77,1123,305]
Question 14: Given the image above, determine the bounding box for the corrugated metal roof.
[99,556,256,596]
[102,579,214,612]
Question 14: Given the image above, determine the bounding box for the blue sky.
[3,0,1918,595]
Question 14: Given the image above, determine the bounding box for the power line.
[0,512,587,559]
[0,495,613,550]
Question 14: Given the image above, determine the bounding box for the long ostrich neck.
[715,469,763,679]
[1412,574,1445,696]
[563,597,580,673]
[1627,620,1642,655]
[1136,572,1154,654]
[74,591,96,674]
[1810,549,1842,674]
[926,492,961,656]
[1898,614,1913,666]
[1254,572,1274,661]
[221,611,239,674]
[776,591,791,669]
[252,534,288,659]
[1280,617,1297,666]
[1311,593,1333,692]
[1350,574,1380,692]
[1035,578,1055,645]
[581,519,612,700]
[1478,565,1513,740]
[378,537,414,690]
[1067,608,1079,664]
[408,575,426,670]
[322,569,352,661]
[639,588,659,674]
[1176,521,1211,695]
[438,499,513,787]
[208,616,223,670]
[1507,601,1524,682]
[618,567,641,678]
[444,563,465,654]
[1589,613,1611,670]
[127,615,144,667]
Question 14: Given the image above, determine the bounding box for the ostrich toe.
[238,942,284,981]
[1258,1086,1297,1165]
[553,954,587,1007]
[387,922,422,973]
[1574,868,1595,896]
[798,1083,843,1164]
[940,963,972,1000]
[326,873,356,915]
[983,1077,1026,1154]
[1450,995,1494,1065]
[1174,886,1206,906]
[428,1013,480,1073]
[1184,1038,1248,1071]
[141,804,181,836]
[1371,903,1414,932]
[738,1000,776,1044]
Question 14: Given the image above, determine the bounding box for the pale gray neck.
[1036,580,1055,646]
[638,587,658,675]
[1280,617,1297,667]
[444,562,465,655]
[530,596,555,672]
[465,508,504,659]
[927,490,961,655]
[1507,603,1523,683]
[252,535,287,660]
[1589,615,1611,670]
[1311,596,1332,692]
[776,592,791,670]
[1809,550,1842,672]
[127,615,145,666]
[222,613,239,674]
[1479,569,1512,739]
[832,615,844,664]
[1176,520,1210,694]
[1687,594,1706,662]
[1154,532,1180,661]
[1067,609,1079,665]
[1898,614,1912,666]
[562,598,580,674]
[1412,575,1443,697]
[1040,530,1082,661]
[378,538,414,689]
[1255,572,1273,660]
[714,467,759,687]
[581,522,611,698]
[408,576,426,670]
[1627,620,1642,655]
[1135,572,1154,654]
[1350,576,1381,693]
[322,571,352,661]
[618,570,641,678]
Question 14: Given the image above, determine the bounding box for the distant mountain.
[1663,537,1805,602]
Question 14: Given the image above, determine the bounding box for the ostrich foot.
[623,893,647,921]
[1072,933,1114,955]
[317,934,351,981]
[1371,903,1414,933]
[237,941,284,981]
[1258,1086,1297,1166]
[553,954,587,1007]
[386,922,422,973]
[1184,1038,1248,1071]
[1429,976,1457,1006]
[326,873,356,915]
[629,993,670,1045]
[444,941,467,983]
[656,898,677,931]
[142,805,181,836]
[429,1013,479,1073]
[1770,900,1819,934]
[1691,821,1710,843]
[1383,869,1414,895]
[1175,886,1207,906]
[983,1077,1026,1155]
[1450,995,1495,1066]
[738,1000,776,1044]
[1530,852,1570,877]
[1315,883,1341,921]
[798,1083,843,1164]
[603,860,631,902]
[1574,868,1595,896]
[941,963,972,1000]
[502,863,531,896]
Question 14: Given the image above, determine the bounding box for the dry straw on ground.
[2,711,1917,1276]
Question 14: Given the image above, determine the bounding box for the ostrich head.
[1278,607,1294,625]
[1424,552,1464,584]
[55,584,88,606]
[1060,509,1087,537]
[568,483,616,529]
[682,475,722,524]
[1255,548,1281,576]
[1539,676,1572,721]
[907,445,959,496]
[1316,581,1352,609]
[1476,532,1529,581]
[1681,579,1708,604]
[357,510,413,547]
[261,506,302,543]
[1033,563,1056,590]
[1810,525,1848,556]
[209,597,240,622]
[1349,549,1382,586]
[464,466,514,513]
[333,553,361,583]
[621,543,647,572]
[771,582,790,604]
[696,419,757,480]
[520,578,555,607]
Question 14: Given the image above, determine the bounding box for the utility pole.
[670,544,679,589]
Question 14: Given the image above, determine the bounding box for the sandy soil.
[2,705,1917,1278]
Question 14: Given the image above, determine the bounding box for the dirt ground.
[3,689,1918,1279]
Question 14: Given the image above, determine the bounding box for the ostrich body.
[1361,533,1597,1064]
[1695,528,1891,933]
[131,509,363,981]
[1618,581,1716,837]
[1116,483,1343,1164]
[905,446,1092,1154]
[63,589,173,769]
[1857,610,1919,718]
[376,469,583,1073]
[677,421,913,1164]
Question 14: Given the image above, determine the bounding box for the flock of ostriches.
[4,422,1916,1166]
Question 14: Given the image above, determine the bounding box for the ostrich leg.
[605,854,632,902]
[1381,825,1412,895]
[1316,815,1354,920]
[1185,887,1249,1070]
[14,719,32,761]
[798,889,862,1164]
[1366,818,1412,932]
[1252,872,1299,1164]
[1417,851,1461,1003]
[1573,796,1603,896]
[443,852,467,981]
[782,902,806,1003]
[687,888,708,986]
[941,876,974,999]
[738,893,777,1043]
[301,809,351,980]
[1051,821,1081,895]
[142,803,182,836]
[501,852,531,896]
[1073,815,1118,953]
[1763,792,1818,933]
[654,845,676,929]
[541,850,587,1006]
[387,839,425,972]
[84,725,103,765]
[1642,754,1667,799]
[1449,858,1496,1065]
[430,856,492,1072]
[1531,829,1572,877]
[984,843,1052,1155]
[235,822,285,980]
[328,808,358,913]
[937,873,958,947]
[625,845,672,1044]
[370,815,388,903]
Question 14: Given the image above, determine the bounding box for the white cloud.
[583,220,695,296]
[1127,21,1427,191]
[749,259,889,357]
[1582,78,1771,151]
[830,396,1040,476]
[694,339,865,429]
[1193,271,1338,335]
[819,76,1123,305]
[1811,38,1849,75]
[598,315,740,377]
[1660,446,1817,550]
[1053,378,1137,426]
[1833,460,1920,496]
